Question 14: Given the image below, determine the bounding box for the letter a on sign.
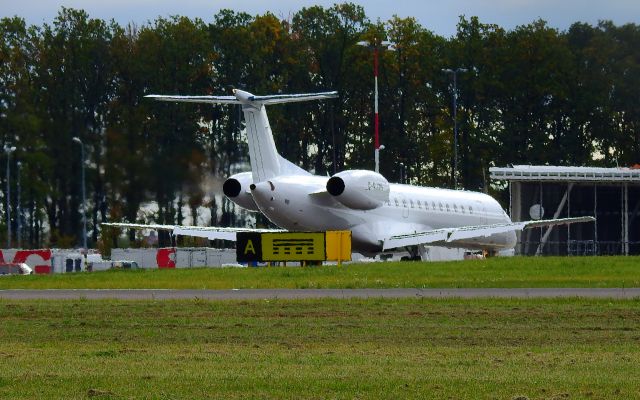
[236,232,262,262]
[244,240,256,255]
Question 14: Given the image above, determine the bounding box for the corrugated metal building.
[490,165,640,256]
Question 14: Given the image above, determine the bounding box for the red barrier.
[156,248,176,268]
[0,249,52,274]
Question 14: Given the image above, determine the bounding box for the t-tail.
[146,89,338,182]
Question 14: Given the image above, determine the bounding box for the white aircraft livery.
[104,89,594,258]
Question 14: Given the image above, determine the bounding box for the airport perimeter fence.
[516,241,640,256]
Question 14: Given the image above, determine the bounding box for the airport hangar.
[490,165,640,256]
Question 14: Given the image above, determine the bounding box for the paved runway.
[1,288,639,300]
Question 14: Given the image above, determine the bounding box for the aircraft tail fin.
[146,89,337,182]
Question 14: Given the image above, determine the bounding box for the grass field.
[1,256,639,290]
[0,298,639,399]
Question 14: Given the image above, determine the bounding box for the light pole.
[357,39,395,174]
[72,137,87,251]
[442,67,467,189]
[16,161,21,249]
[4,145,16,248]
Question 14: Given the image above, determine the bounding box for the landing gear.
[403,245,428,261]
[463,250,485,260]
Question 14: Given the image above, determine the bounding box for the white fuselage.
[250,175,516,254]
[147,89,591,257]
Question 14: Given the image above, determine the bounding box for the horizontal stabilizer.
[144,95,239,105]
[145,90,338,106]
[251,91,338,105]
[101,222,284,242]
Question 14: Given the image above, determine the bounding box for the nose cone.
[506,230,517,249]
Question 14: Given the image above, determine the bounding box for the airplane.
[103,89,594,259]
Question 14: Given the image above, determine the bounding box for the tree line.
[1,4,639,248]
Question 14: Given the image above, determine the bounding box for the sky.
[1,0,639,37]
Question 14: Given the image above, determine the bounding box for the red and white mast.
[358,39,395,174]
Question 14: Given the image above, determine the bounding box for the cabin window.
[394,198,399,207]
[417,200,421,209]
[469,206,473,214]
[432,201,436,210]
[402,199,407,208]
[410,199,414,208]
[446,204,450,212]
[461,205,465,214]
[439,202,443,211]
[453,204,458,213]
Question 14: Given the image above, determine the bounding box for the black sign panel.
[236,232,263,263]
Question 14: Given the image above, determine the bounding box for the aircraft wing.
[382,216,595,251]
[101,222,285,241]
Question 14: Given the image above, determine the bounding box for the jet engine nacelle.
[223,172,259,212]
[326,170,390,210]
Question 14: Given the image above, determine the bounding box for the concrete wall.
[110,247,237,268]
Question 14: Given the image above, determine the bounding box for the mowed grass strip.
[0,298,639,399]
[1,256,639,289]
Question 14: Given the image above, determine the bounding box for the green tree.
[0,17,47,247]
[32,8,115,247]
[139,16,211,231]
[292,3,368,174]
